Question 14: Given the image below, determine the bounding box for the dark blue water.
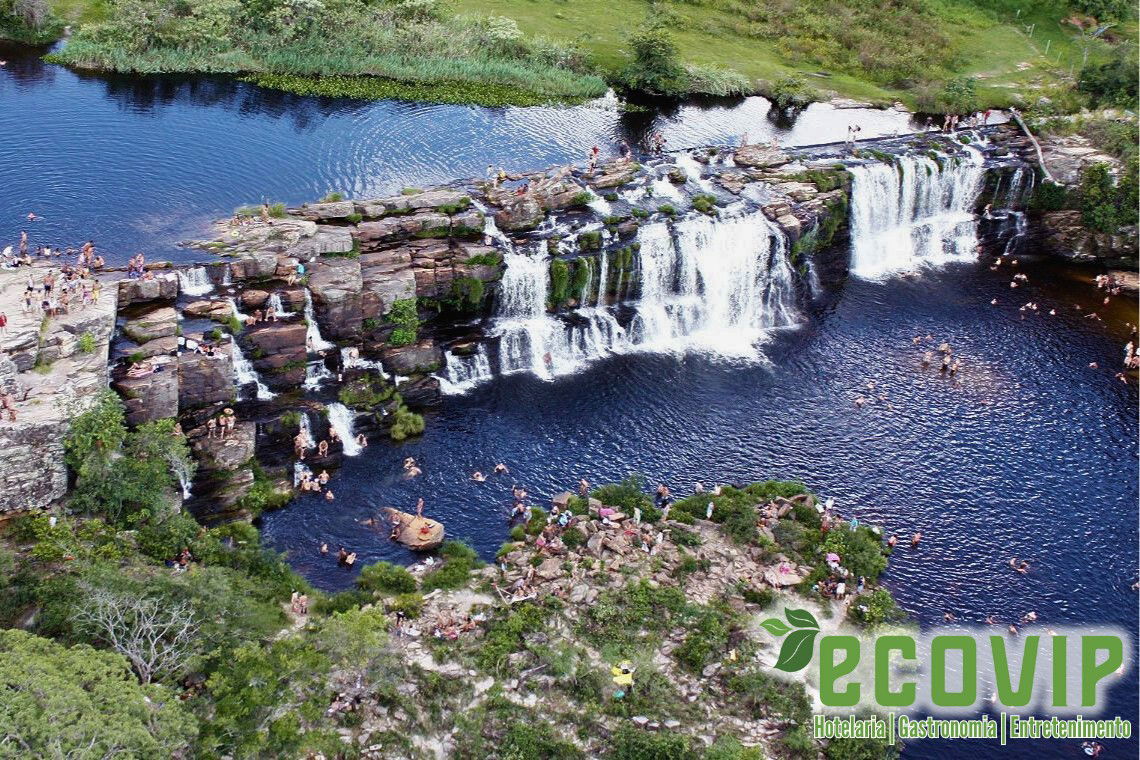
[261,256,1138,758]
[0,41,912,265]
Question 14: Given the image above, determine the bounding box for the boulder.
[287,226,355,260]
[177,351,235,410]
[239,289,270,309]
[309,257,363,341]
[112,359,178,425]
[404,189,469,211]
[191,420,256,472]
[357,212,450,242]
[399,375,442,408]
[117,273,178,306]
[182,299,234,321]
[121,306,178,344]
[734,144,790,169]
[296,200,356,221]
[494,200,545,232]
[119,335,177,361]
[381,341,443,375]
[228,251,279,280]
[589,162,640,189]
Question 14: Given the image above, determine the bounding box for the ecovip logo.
[762,608,1134,744]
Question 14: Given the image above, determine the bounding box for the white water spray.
[230,339,276,400]
[326,402,362,456]
[847,152,985,279]
[177,267,214,297]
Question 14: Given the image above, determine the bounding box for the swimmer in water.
[494,463,509,474]
[1017,561,1029,574]
[472,471,486,482]
[911,531,922,547]
[415,497,425,518]
[922,351,933,367]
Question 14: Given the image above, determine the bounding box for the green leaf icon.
[760,618,792,636]
[785,608,820,630]
[774,629,818,672]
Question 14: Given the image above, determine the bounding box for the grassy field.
[453,0,1130,106]
[3,0,1134,108]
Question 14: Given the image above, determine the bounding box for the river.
[2,39,1136,759]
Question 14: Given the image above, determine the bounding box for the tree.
[64,391,186,524]
[622,16,689,96]
[72,582,200,684]
[1080,162,1122,232]
[0,629,196,757]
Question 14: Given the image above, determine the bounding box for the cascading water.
[847,152,985,278]
[326,402,362,456]
[629,213,798,355]
[439,346,494,394]
[177,266,214,297]
[303,289,335,352]
[230,339,276,400]
[267,292,295,318]
[488,209,799,378]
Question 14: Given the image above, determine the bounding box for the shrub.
[621,16,689,96]
[310,589,373,616]
[421,541,482,591]
[389,404,425,441]
[465,251,502,266]
[611,727,692,760]
[630,207,649,219]
[657,204,676,216]
[449,276,485,311]
[769,75,816,109]
[741,587,776,608]
[475,601,545,672]
[673,604,731,673]
[848,588,907,628]
[388,592,424,619]
[76,332,97,353]
[691,193,718,214]
[591,475,655,521]
[937,76,977,114]
[548,259,571,307]
[357,561,418,594]
[728,668,812,723]
[1080,163,1127,232]
[1027,180,1069,212]
[386,298,419,347]
[577,230,602,251]
[345,212,363,224]
[321,192,345,202]
[570,191,592,207]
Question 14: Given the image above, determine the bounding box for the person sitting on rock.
[317,440,329,457]
[294,433,307,460]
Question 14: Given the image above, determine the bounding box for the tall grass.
[45,0,606,103]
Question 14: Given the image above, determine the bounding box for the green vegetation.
[465,250,502,266]
[338,372,395,410]
[386,297,419,347]
[421,541,483,590]
[357,560,418,594]
[548,258,571,307]
[389,398,426,441]
[691,193,718,214]
[1080,162,1139,231]
[577,230,603,252]
[64,391,194,525]
[42,0,606,106]
[448,276,486,312]
[76,331,98,354]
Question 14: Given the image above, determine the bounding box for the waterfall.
[585,188,612,217]
[303,289,335,352]
[298,412,314,448]
[628,213,797,355]
[676,153,714,191]
[486,209,799,378]
[174,464,193,499]
[293,461,313,487]
[267,292,295,318]
[230,340,276,400]
[326,402,362,456]
[178,267,214,297]
[303,359,332,390]
[848,152,985,279]
[439,346,494,394]
[227,297,249,322]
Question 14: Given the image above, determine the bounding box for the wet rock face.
[309,257,363,342]
[120,306,178,344]
[733,144,791,169]
[1038,210,1139,264]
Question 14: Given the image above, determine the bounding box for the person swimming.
[472,471,486,482]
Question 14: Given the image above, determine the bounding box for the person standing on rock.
[0,312,8,336]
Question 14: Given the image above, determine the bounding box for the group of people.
[917,337,962,376]
[204,408,239,440]
[470,462,509,482]
[22,265,102,317]
[298,468,335,501]
[125,252,151,279]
